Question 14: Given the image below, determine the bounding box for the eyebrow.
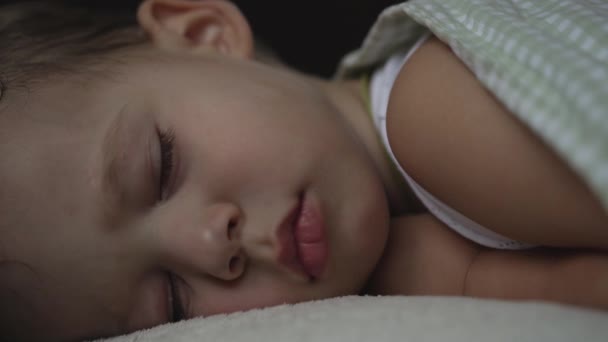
[100,104,130,229]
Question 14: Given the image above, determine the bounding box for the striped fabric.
[337,0,608,210]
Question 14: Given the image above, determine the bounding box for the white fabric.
[100,296,608,342]
[369,31,534,250]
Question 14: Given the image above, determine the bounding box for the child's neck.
[313,76,415,215]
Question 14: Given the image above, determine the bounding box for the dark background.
[234,0,402,76]
[61,0,403,77]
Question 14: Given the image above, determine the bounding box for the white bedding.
[101,296,608,342]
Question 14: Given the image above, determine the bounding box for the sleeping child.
[0,0,607,340]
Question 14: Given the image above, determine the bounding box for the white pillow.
[100,296,608,342]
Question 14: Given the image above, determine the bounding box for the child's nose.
[191,202,247,281]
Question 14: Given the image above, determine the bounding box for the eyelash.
[169,274,186,322]
[157,128,175,200]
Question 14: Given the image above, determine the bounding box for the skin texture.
[367,214,608,311]
[374,35,608,307]
[387,36,608,249]
[2,1,608,341]
[0,1,396,340]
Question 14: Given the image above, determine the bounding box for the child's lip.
[276,195,308,280]
[293,192,328,279]
[276,192,328,280]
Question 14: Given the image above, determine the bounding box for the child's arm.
[465,246,608,310]
[385,35,608,249]
[367,214,608,311]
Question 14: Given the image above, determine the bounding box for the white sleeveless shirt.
[369,32,533,250]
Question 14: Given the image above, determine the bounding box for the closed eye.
[157,128,175,201]
[168,273,186,322]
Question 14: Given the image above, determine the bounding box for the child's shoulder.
[385,36,608,249]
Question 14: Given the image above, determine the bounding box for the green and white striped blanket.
[337,0,608,210]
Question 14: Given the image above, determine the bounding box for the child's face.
[0,50,390,339]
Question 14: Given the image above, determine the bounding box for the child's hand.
[464,246,608,310]
[365,214,608,311]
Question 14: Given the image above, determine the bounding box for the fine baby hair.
[0,1,146,96]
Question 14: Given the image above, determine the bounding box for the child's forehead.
[14,85,105,127]
[0,82,129,181]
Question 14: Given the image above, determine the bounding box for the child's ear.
[137,0,253,58]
